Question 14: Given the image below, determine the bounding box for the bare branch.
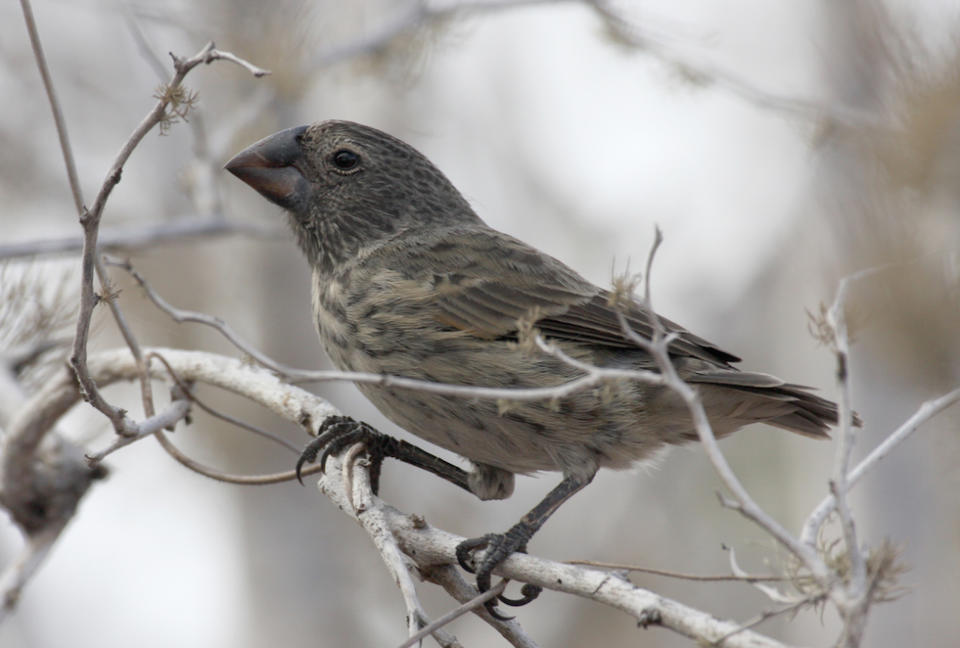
[84,397,191,462]
[209,49,270,77]
[0,526,61,619]
[19,0,83,215]
[565,560,784,583]
[422,565,539,648]
[4,344,787,645]
[316,450,789,648]
[825,274,867,600]
[341,447,462,646]
[113,256,674,402]
[801,385,960,546]
[107,256,301,376]
[146,351,301,455]
[60,41,269,438]
[0,219,282,261]
[396,579,507,648]
[611,230,830,585]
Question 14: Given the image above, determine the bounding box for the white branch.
[316,440,789,647]
[801,385,960,546]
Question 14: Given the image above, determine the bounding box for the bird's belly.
[320,327,676,474]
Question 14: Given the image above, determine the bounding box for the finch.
[226,120,842,613]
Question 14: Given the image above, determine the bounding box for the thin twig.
[801,385,960,545]
[715,597,814,645]
[19,0,83,214]
[85,398,191,462]
[0,218,282,260]
[0,526,61,619]
[612,228,830,584]
[64,42,269,437]
[825,271,876,598]
[339,436,440,643]
[565,560,784,583]
[107,256,300,375]
[422,565,539,648]
[209,49,270,76]
[7,346,784,646]
[396,579,508,648]
[147,351,301,455]
[111,255,673,402]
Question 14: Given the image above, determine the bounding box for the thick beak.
[225,125,310,210]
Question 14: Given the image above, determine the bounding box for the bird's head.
[225,120,479,273]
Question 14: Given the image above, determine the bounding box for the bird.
[225,120,844,615]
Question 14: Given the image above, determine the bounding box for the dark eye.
[331,149,361,172]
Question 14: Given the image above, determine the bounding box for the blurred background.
[1,0,959,646]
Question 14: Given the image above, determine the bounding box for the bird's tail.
[688,370,860,439]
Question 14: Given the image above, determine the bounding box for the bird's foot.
[455,522,543,619]
[296,415,390,492]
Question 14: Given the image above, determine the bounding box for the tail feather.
[689,370,860,439]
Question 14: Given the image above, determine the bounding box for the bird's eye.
[331,149,361,172]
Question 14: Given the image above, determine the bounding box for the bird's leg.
[456,469,596,618]
[295,415,472,495]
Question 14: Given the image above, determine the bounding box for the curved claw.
[295,416,373,485]
[456,535,491,574]
[498,583,542,607]
[457,526,540,618]
[486,601,514,621]
[295,436,326,485]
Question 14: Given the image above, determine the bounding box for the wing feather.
[397,227,739,365]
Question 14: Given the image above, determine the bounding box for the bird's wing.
[397,227,740,366]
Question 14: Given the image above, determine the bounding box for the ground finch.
[226,120,843,613]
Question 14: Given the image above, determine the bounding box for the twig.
[147,351,301,455]
[0,526,61,619]
[209,49,270,77]
[61,41,269,437]
[95,256,156,426]
[153,431,304,486]
[725,546,804,605]
[801,385,960,545]
[824,270,880,600]
[714,598,813,646]
[112,255,674,402]
[396,579,508,648]
[612,228,830,584]
[0,343,103,617]
[341,444,451,644]
[107,256,300,375]
[19,0,83,215]
[9,348,335,487]
[565,560,784,583]
[4,345,786,646]
[358,478,788,647]
[20,0,132,433]
[422,565,538,648]
[84,398,191,462]
[0,218,282,260]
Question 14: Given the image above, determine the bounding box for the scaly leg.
[456,469,596,618]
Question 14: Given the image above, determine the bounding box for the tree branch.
[1,347,789,645]
[0,218,282,261]
[318,448,789,648]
